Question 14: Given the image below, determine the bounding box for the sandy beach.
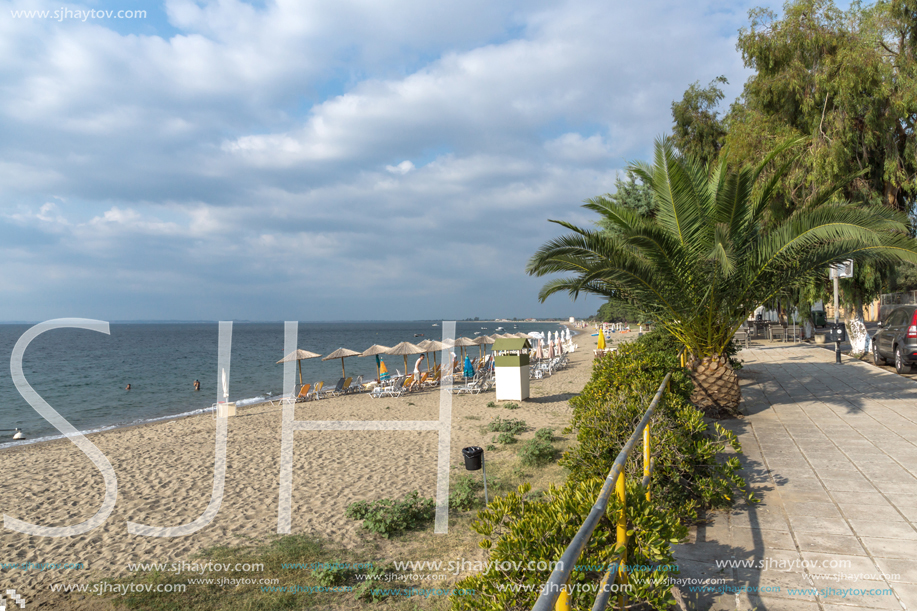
[0,327,634,603]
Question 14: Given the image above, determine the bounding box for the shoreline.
[3,325,581,452]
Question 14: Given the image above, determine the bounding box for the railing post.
[616,471,628,610]
[555,583,571,611]
[643,425,651,502]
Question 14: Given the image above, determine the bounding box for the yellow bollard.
[616,471,629,610]
[555,586,572,611]
[644,424,651,502]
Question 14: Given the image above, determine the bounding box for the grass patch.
[486,417,527,435]
[503,402,520,410]
[492,432,517,445]
[346,491,436,538]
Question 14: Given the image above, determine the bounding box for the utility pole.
[834,273,841,364]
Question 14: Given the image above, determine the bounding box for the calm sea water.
[0,321,570,446]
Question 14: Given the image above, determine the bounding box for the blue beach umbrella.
[464,355,474,378]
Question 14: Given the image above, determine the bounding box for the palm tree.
[527,138,917,416]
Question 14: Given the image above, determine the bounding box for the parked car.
[872,305,917,373]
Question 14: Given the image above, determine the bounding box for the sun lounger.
[294,383,312,403]
[344,375,364,394]
[370,377,406,398]
[326,377,347,397]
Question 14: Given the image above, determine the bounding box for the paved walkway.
[674,343,917,611]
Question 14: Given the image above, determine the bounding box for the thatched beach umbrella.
[360,344,391,380]
[386,341,426,377]
[322,347,362,379]
[473,335,495,359]
[451,336,477,361]
[276,349,322,387]
[418,339,447,370]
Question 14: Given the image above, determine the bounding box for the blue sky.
[0,0,788,321]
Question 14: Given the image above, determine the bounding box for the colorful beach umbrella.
[276,349,322,387]
[597,330,606,351]
[322,347,362,378]
[379,359,389,380]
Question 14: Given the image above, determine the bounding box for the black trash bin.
[462,446,483,471]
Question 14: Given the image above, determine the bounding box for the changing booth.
[492,337,531,401]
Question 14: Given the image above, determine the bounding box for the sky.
[0,0,791,322]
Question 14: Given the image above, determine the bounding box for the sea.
[0,321,572,447]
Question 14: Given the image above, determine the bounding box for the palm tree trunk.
[688,354,741,418]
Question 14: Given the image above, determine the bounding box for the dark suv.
[873,305,917,373]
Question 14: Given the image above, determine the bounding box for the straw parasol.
[451,336,477,361]
[417,339,446,371]
[473,335,494,359]
[361,344,391,380]
[276,349,322,387]
[322,347,362,378]
[386,341,426,377]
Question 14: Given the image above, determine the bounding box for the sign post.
[829,260,854,364]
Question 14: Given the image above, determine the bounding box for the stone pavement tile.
[835,503,906,522]
[860,537,917,560]
[747,595,820,610]
[874,558,917,583]
[784,501,842,518]
[787,515,853,536]
[819,588,902,609]
[776,489,834,504]
[795,533,866,556]
[821,478,879,493]
[847,519,917,540]
[734,568,816,599]
[800,553,885,579]
[730,508,791,531]
[889,582,917,610]
[731,527,796,552]
[872,479,917,494]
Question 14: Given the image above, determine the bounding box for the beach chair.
[325,378,346,397]
[374,377,406,398]
[294,383,311,403]
[423,370,440,388]
[311,381,325,399]
[345,375,364,394]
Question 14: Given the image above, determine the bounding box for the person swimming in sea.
[193,380,200,391]
[125,384,131,391]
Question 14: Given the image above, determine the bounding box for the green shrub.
[534,427,554,442]
[492,432,517,444]
[487,416,527,435]
[485,444,497,451]
[345,491,435,538]
[450,475,482,511]
[503,402,520,410]
[312,565,352,586]
[486,401,497,408]
[561,339,748,521]
[518,438,555,467]
[451,481,686,611]
[354,564,394,602]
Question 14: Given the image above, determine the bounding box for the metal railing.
[531,370,674,611]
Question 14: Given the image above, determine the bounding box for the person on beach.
[193,380,200,391]
[412,354,425,390]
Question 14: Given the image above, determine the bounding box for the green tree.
[527,138,917,416]
[671,76,729,169]
[725,0,917,351]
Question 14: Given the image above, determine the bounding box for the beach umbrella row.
[276,331,556,384]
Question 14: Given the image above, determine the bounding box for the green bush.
[353,564,394,602]
[345,491,435,538]
[485,444,497,451]
[534,427,554,442]
[487,417,527,435]
[312,565,352,586]
[561,338,748,521]
[492,432,517,444]
[450,475,482,511]
[486,401,497,408]
[451,481,686,611]
[503,402,520,410]
[518,438,555,467]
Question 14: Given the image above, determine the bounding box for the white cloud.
[0,0,779,320]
